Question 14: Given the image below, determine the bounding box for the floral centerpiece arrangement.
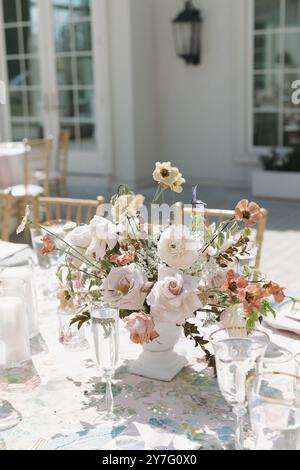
[18,163,287,377]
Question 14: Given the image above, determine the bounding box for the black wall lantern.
[172,1,203,66]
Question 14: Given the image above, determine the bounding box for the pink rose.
[102,265,148,310]
[123,311,159,345]
[147,266,202,325]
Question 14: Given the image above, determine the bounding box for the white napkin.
[264,301,300,335]
[102,422,199,451]
[0,241,28,262]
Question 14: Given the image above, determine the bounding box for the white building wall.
[131,0,159,186]
[153,0,251,188]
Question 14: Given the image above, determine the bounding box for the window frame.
[249,0,300,154]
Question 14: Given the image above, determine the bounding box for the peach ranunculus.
[109,251,136,266]
[147,265,202,325]
[221,269,248,298]
[234,199,262,226]
[123,311,159,345]
[40,236,56,256]
[101,264,149,310]
[238,284,266,314]
[263,281,285,304]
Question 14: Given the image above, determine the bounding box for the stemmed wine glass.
[209,327,270,450]
[90,302,119,417]
[247,372,300,450]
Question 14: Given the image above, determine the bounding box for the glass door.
[0,0,111,175]
[53,0,96,152]
[1,0,45,140]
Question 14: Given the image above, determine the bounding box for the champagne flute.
[210,327,270,450]
[90,302,119,417]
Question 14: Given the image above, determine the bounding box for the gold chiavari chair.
[175,202,268,269]
[5,136,53,198]
[35,196,106,225]
[0,192,13,241]
[36,130,70,197]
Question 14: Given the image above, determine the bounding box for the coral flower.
[234,199,262,226]
[221,269,248,297]
[238,284,265,314]
[40,236,56,256]
[123,311,159,345]
[264,281,285,304]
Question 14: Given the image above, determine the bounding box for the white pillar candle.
[0,297,30,367]
[2,268,39,338]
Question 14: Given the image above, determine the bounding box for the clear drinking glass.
[58,307,89,352]
[247,372,300,450]
[42,219,71,265]
[210,327,270,450]
[90,302,119,417]
[30,227,51,270]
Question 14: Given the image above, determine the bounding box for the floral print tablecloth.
[3,296,300,451]
[2,297,238,451]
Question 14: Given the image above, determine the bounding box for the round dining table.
[0,142,26,190]
[1,250,300,451]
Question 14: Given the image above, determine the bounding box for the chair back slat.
[56,130,70,174]
[175,202,268,269]
[35,196,105,226]
[66,204,72,222]
[76,206,83,225]
[23,136,53,196]
[55,204,62,220]
[0,192,13,241]
[85,207,93,224]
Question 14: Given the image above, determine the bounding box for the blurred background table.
[0,143,25,190]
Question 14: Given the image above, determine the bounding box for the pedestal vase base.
[130,349,187,382]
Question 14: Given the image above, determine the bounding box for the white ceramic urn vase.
[130,322,187,382]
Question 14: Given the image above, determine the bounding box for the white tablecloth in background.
[0,143,25,189]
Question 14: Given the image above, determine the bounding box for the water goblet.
[262,343,295,374]
[247,372,300,450]
[209,327,270,450]
[90,302,119,417]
